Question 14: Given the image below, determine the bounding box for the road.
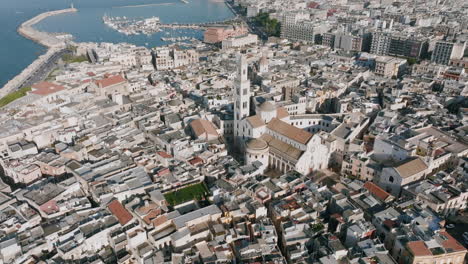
[224,0,269,40]
[20,49,70,88]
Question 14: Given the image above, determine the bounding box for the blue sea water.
[0,0,234,88]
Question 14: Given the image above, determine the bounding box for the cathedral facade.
[232,53,334,175]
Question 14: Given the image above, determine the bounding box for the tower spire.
[233,53,251,144]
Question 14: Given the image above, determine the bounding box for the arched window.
[389,176,394,183]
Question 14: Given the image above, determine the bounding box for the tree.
[406,57,418,65]
[254,13,281,37]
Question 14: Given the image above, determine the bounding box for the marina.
[103,14,242,36]
[103,15,162,35]
[113,3,175,9]
[0,0,236,88]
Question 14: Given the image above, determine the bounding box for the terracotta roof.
[142,209,162,225]
[30,81,65,96]
[407,241,432,257]
[407,236,466,257]
[188,156,203,166]
[245,138,268,150]
[151,215,168,227]
[40,200,59,215]
[107,200,133,225]
[246,115,265,128]
[394,158,428,178]
[95,75,126,88]
[136,203,159,215]
[277,107,289,119]
[267,118,313,145]
[157,167,171,176]
[364,182,391,201]
[156,151,172,159]
[190,119,219,138]
[440,231,467,252]
[261,134,303,160]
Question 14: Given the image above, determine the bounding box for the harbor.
[103,14,242,37]
[1,0,236,90]
[17,7,77,48]
[103,15,162,35]
[1,7,77,97]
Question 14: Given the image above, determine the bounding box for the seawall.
[0,8,77,98]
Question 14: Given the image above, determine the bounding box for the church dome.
[259,101,276,112]
[245,138,268,151]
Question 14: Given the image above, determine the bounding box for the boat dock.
[103,15,243,36]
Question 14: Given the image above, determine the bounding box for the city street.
[19,49,70,89]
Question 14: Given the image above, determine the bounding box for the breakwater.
[0,8,77,98]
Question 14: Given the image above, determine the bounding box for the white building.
[374,56,407,78]
[153,47,199,70]
[231,54,334,175]
[378,158,428,197]
[281,13,316,42]
[222,34,258,49]
[431,41,466,65]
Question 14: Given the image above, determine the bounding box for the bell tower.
[234,53,251,143]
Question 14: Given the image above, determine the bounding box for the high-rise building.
[234,54,251,144]
[334,34,362,51]
[388,35,428,59]
[322,33,335,48]
[371,32,428,59]
[431,41,466,65]
[370,32,391,55]
[281,13,315,42]
[322,32,362,52]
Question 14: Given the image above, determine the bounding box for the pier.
[18,8,77,48]
[158,18,242,29]
[103,14,243,36]
[1,8,77,98]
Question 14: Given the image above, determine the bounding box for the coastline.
[0,8,77,98]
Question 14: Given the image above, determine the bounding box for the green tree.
[254,13,281,37]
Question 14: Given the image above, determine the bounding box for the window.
[389,176,394,183]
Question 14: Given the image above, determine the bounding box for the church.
[232,53,335,175]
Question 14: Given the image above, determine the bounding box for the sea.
[0,0,234,88]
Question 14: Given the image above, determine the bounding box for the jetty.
[18,8,77,48]
[1,7,77,98]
